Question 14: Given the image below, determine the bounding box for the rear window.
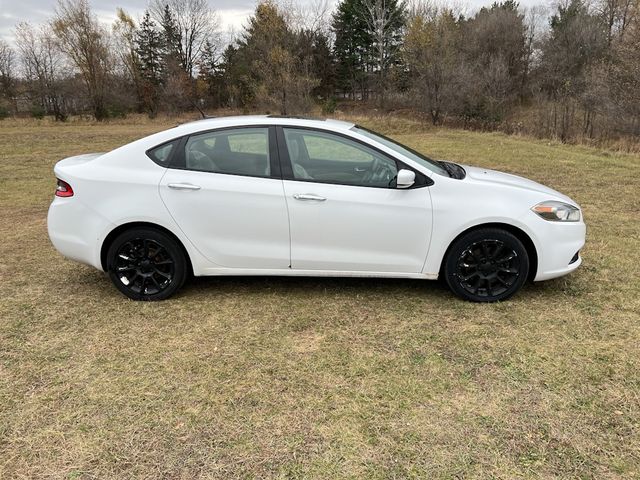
[147,140,179,166]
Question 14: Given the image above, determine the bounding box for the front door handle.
[168,183,201,191]
[293,193,327,202]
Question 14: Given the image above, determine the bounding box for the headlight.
[532,201,580,222]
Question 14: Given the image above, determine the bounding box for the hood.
[462,165,576,205]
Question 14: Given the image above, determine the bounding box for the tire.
[444,228,529,302]
[106,227,188,301]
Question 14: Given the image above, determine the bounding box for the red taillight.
[55,179,74,197]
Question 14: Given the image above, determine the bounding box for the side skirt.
[197,267,438,280]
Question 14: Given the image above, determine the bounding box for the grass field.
[1,115,639,479]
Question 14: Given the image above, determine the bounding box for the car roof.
[176,115,355,133]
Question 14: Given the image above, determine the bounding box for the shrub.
[31,105,45,119]
[321,97,337,115]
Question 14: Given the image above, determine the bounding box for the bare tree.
[112,9,142,94]
[15,22,67,120]
[356,0,406,107]
[0,39,16,112]
[522,6,547,96]
[282,0,333,35]
[151,0,219,77]
[52,0,112,120]
[597,0,637,44]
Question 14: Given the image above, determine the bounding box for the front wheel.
[106,227,188,301]
[444,228,529,302]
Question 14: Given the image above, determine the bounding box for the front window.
[282,128,398,188]
[351,126,448,177]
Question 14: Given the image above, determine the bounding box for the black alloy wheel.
[444,228,529,302]
[107,227,188,300]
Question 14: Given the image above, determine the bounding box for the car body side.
[47,116,585,282]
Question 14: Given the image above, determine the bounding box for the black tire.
[444,228,529,302]
[106,227,188,301]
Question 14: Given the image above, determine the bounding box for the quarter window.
[184,128,271,177]
[147,140,178,166]
[282,128,398,188]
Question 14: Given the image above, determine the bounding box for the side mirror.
[396,169,415,189]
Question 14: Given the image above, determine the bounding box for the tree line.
[0,0,639,144]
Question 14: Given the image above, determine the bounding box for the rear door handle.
[168,183,201,191]
[293,193,326,201]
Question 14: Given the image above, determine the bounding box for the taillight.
[55,179,74,197]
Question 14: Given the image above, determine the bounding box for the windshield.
[351,126,448,177]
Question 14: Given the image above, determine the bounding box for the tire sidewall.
[106,228,187,301]
[444,228,529,302]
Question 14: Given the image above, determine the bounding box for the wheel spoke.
[460,272,480,282]
[154,270,171,280]
[496,253,516,263]
[154,259,173,266]
[150,275,161,289]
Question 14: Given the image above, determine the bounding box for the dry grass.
[1,115,639,479]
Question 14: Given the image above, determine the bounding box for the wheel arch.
[100,221,194,276]
[438,222,538,281]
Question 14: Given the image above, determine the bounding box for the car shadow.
[180,273,451,298]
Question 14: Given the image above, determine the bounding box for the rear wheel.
[444,228,529,302]
[106,227,188,301]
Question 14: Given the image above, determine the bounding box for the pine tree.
[332,0,406,104]
[332,0,371,99]
[197,40,224,107]
[135,11,165,116]
[160,4,182,66]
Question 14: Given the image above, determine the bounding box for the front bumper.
[532,218,586,281]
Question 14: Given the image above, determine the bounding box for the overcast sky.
[0,0,547,45]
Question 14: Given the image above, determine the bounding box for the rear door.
[159,126,290,269]
[277,126,433,273]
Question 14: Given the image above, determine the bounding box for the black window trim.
[163,124,281,180]
[274,125,433,189]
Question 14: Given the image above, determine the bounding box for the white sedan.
[48,116,585,302]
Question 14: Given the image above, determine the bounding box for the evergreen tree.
[160,4,181,66]
[332,0,406,103]
[332,0,371,99]
[135,11,165,116]
[197,39,224,107]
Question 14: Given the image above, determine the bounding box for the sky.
[0,0,546,45]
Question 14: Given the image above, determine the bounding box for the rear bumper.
[533,219,586,281]
[47,197,114,270]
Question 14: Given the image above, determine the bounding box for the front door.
[278,127,432,273]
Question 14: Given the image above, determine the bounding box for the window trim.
[145,138,182,167]
[275,125,433,189]
[167,125,281,180]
